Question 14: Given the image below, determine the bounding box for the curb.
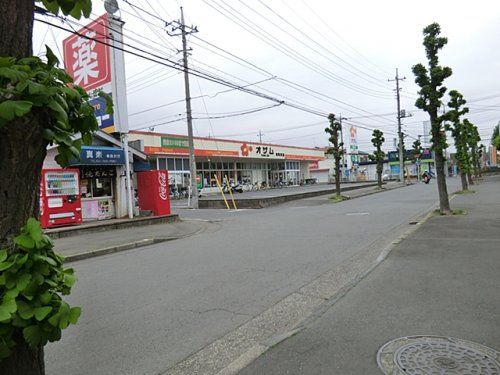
[63,221,209,263]
[47,214,180,239]
[199,183,379,209]
[342,182,406,200]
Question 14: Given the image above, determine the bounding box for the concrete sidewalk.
[240,175,500,374]
[54,219,211,262]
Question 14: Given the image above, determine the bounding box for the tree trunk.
[0,0,34,57]
[1,331,45,375]
[335,157,341,197]
[460,172,468,191]
[467,171,474,186]
[377,162,382,188]
[0,116,48,374]
[1,1,49,373]
[434,150,451,214]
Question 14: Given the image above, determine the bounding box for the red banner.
[62,14,111,91]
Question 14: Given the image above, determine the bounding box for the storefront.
[42,130,147,222]
[128,131,324,192]
[75,146,124,220]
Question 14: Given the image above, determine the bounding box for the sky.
[32,0,500,152]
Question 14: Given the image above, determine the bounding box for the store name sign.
[62,14,111,92]
[161,136,189,149]
[240,143,285,159]
[70,146,125,165]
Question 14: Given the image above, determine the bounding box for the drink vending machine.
[136,170,171,216]
[40,169,82,229]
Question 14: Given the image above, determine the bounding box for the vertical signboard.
[349,125,358,166]
[62,14,111,91]
[63,14,115,132]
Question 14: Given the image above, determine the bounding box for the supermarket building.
[128,130,325,190]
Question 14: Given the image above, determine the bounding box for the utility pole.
[339,114,346,181]
[389,68,406,183]
[258,130,264,143]
[167,8,199,208]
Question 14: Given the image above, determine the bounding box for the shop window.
[196,162,203,170]
[80,178,92,198]
[203,162,209,170]
[182,158,190,171]
[159,158,167,170]
[174,159,181,171]
[149,159,158,170]
[92,178,112,197]
[167,158,175,170]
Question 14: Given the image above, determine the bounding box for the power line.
[253,0,393,91]
[94,2,402,123]
[202,0,394,99]
[35,16,327,118]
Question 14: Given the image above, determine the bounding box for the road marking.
[346,212,370,216]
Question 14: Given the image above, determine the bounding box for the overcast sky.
[33,0,500,152]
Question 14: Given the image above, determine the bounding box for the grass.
[329,195,349,203]
[453,189,476,195]
[434,208,468,216]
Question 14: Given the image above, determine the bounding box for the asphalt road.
[45,178,460,375]
[240,175,500,374]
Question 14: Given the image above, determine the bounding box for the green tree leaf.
[13,233,35,250]
[45,45,59,67]
[0,299,17,321]
[0,249,7,263]
[17,301,34,320]
[23,325,43,347]
[16,273,32,291]
[34,306,53,321]
[68,307,81,324]
[0,260,16,271]
[48,100,69,127]
[0,100,33,121]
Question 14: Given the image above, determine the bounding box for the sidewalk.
[239,175,500,374]
[54,219,209,262]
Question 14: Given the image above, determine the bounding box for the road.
[45,179,460,374]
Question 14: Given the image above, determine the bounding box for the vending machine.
[40,169,82,229]
[136,170,171,216]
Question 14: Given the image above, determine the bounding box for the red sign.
[310,161,319,170]
[62,14,111,91]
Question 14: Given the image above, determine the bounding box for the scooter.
[422,172,431,184]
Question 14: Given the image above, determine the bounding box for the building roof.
[130,130,322,152]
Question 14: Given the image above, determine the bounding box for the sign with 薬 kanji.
[62,14,111,92]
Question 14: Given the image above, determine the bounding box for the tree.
[412,138,423,180]
[492,123,499,144]
[412,23,453,214]
[491,123,500,149]
[493,136,500,149]
[1,1,98,374]
[325,114,343,197]
[445,90,470,191]
[464,120,480,181]
[369,129,385,188]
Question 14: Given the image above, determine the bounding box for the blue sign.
[89,96,114,130]
[70,146,125,165]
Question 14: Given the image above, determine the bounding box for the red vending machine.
[136,170,171,216]
[40,169,82,229]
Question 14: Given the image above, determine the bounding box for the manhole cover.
[377,336,500,374]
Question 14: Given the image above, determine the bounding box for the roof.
[130,130,323,152]
[46,130,147,161]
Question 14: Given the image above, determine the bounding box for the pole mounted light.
[104,0,119,14]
